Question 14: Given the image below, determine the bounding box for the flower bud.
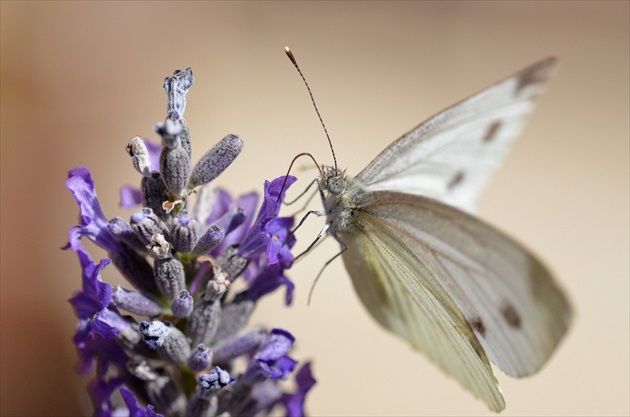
[172,290,194,318]
[188,299,221,346]
[154,256,186,301]
[172,211,201,253]
[188,344,213,372]
[130,208,169,246]
[139,321,191,365]
[163,67,194,120]
[189,134,243,188]
[111,286,163,316]
[141,172,170,220]
[193,224,225,255]
[126,136,153,178]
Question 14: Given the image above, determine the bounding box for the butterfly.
[286,49,573,412]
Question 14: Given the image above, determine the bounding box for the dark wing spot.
[469,317,486,337]
[516,65,546,96]
[447,171,465,190]
[501,303,522,329]
[483,121,502,143]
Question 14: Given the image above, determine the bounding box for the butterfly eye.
[327,177,346,195]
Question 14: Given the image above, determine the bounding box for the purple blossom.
[119,185,142,209]
[254,329,298,380]
[120,386,164,417]
[65,67,315,416]
[283,362,317,417]
[241,263,295,305]
[239,176,297,262]
[66,167,121,254]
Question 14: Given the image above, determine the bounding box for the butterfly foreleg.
[284,178,319,206]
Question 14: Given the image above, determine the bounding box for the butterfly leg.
[284,178,319,206]
[307,231,348,304]
[291,209,327,237]
[294,222,329,262]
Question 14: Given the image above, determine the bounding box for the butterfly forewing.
[344,190,571,380]
[356,57,557,213]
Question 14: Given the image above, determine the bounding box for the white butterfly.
[288,50,572,412]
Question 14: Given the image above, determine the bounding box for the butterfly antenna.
[285,46,338,171]
[276,152,323,204]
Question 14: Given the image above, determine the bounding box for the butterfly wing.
[340,190,571,409]
[355,57,556,213]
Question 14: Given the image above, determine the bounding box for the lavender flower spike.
[66,66,315,416]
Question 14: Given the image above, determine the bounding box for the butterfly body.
[314,57,572,412]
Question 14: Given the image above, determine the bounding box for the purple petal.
[212,191,259,257]
[66,167,121,253]
[67,244,112,319]
[120,386,164,417]
[144,139,162,172]
[73,322,128,375]
[119,185,143,209]
[255,328,295,361]
[206,188,233,225]
[250,328,298,380]
[259,355,297,380]
[264,217,295,266]
[283,362,317,417]
[90,376,125,417]
[243,264,295,305]
[239,176,296,261]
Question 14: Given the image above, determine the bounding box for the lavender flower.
[66,67,315,416]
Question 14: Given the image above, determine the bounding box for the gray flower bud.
[172,211,201,253]
[126,136,153,178]
[130,208,170,246]
[160,142,191,198]
[188,344,213,372]
[108,217,146,252]
[193,224,225,255]
[164,67,194,120]
[172,290,194,318]
[139,321,191,365]
[212,299,255,342]
[189,134,243,188]
[217,245,249,280]
[141,172,170,220]
[212,329,267,364]
[188,299,222,346]
[111,286,163,316]
[154,256,186,301]
[109,244,157,295]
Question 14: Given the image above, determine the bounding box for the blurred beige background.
[1,2,628,416]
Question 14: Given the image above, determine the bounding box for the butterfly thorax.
[321,166,365,236]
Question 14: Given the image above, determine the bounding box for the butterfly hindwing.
[342,190,571,381]
[341,199,506,411]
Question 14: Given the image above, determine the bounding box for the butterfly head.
[322,166,347,195]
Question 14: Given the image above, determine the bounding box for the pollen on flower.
[65,67,315,417]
